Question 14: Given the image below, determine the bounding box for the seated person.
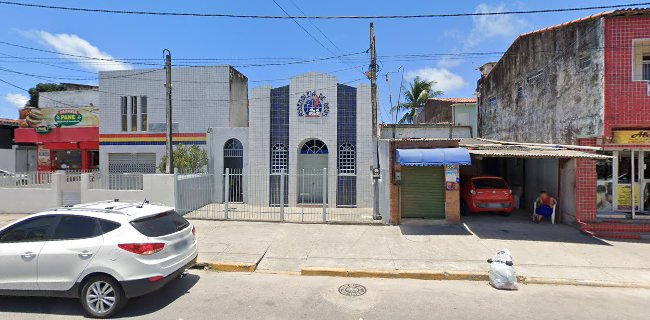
[534,191,557,223]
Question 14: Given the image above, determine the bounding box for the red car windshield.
[473,178,508,189]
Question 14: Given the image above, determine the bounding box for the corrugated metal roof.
[460,138,612,159]
[468,149,611,159]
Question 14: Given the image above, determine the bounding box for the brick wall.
[604,16,650,136]
[575,138,598,223]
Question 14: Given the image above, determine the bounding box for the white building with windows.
[98,66,248,174]
[98,68,372,209]
[210,72,373,208]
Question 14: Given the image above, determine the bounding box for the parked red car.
[461,176,514,215]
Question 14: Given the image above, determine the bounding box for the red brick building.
[477,9,650,238]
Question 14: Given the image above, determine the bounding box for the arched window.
[338,143,356,175]
[300,139,328,154]
[271,144,288,173]
[224,139,243,158]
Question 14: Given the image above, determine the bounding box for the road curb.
[195,263,650,289]
[301,267,490,281]
[522,277,650,289]
[198,261,257,272]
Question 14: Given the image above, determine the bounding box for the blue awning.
[395,148,471,166]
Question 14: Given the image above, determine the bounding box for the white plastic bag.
[488,249,518,290]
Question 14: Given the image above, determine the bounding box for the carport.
[459,138,611,224]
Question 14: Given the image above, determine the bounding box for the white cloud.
[4,93,28,108]
[23,30,132,72]
[405,67,467,93]
[465,3,529,50]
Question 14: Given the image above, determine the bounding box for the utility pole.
[370,23,381,220]
[163,49,174,174]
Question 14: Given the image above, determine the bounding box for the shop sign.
[54,110,83,126]
[612,130,650,144]
[19,106,99,128]
[445,165,459,190]
[37,147,51,167]
[34,125,51,134]
[297,91,329,117]
[616,184,639,210]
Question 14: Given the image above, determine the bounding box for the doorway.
[298,139,328,204]
[224,138,244,203]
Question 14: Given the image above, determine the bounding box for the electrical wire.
[271,0,338,56]
[0,1,647,19]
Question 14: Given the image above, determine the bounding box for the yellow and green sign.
[54,111,83,126]
[612,130,650,144]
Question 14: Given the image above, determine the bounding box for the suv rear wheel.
[80,275,127,318]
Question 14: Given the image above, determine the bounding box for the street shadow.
[0,272,200,318]
[462,213,611,245]
[399,219,472,236]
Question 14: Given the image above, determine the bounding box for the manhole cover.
[338,284,367,296]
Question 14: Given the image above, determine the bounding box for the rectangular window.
[632,40,650,81]
[579,55,591,69]
[120,96,128,132]
[140,96,148,132]
[130,96,138,131]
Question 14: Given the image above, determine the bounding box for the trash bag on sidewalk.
[487,249,518,290]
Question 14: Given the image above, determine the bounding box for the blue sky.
[0,1,626,121]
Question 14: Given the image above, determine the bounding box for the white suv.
[0,200,198,318]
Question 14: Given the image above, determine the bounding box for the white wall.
[379,125,472,139]
[209,127,249,202]
[40,90,98,108]
[0,173,62,214]
[289,73,338,206]
[80,174,177,207]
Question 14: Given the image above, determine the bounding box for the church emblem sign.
[297,91,329,117]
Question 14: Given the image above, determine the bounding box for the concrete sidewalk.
[3,213,650,286]
[191,216,650,286]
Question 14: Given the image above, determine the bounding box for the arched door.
[298,139,328,204]
[224,138,243,202]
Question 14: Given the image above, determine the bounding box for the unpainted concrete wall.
[479,18,605,144]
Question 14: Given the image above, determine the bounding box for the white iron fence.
[178,169,381,223]
[0,171,53,188]
[88,172,144,190]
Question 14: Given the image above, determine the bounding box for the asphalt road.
[1,271,648,320]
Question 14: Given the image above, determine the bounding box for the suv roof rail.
[52,207,127,215]
[70,200,118,208]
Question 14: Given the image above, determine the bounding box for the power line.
[0,76,77,108]
[0,40,368,68]
[0,64,366,84]
[0,1,648,19]
[287,0,343,54]
[271,0,337,56]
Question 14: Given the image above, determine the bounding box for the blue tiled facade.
[269,86,289,205]
[337,84,357,206]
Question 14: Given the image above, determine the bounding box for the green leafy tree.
[27,83,67,108]
[158,144,209,174]
[392,76,443,124]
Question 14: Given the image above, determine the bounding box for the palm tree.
[392,76,443,124]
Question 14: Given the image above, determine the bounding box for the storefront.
[14,107,99,172]
[595,130,650,219]
[381,139,471,224]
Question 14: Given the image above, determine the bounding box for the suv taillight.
[118,243,165,255]
[192,225,196,236]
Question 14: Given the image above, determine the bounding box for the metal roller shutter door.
[108,153,157,174]
[401,166,445,219]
